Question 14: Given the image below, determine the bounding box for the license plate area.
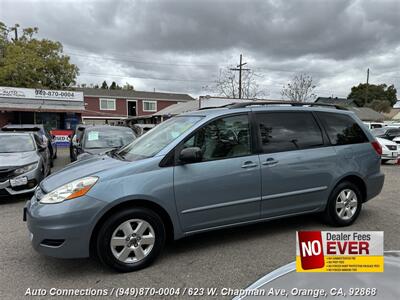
[10,176,28,187]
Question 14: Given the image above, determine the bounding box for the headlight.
[40,176,98,204]
[14,162,38,175]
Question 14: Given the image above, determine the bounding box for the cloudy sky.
[1,0,400,98]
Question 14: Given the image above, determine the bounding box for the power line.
[65,50,400,81]
[66,52,220,68]
[79,71,215,83]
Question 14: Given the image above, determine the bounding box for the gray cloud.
[1,0,399,98]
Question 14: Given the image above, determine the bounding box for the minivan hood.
[41,155,126,192]
[0,152,38,168]
[84,147,115,155]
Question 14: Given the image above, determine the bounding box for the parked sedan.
[376,137,399,163]
[71,125,136,161]
[0,133,51,197]
[1,124,57,166]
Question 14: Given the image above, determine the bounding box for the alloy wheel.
[110,219,155,264]
[335,189,358,220]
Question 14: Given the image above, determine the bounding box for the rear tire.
[323,181,362,226]
[381,159,389,164]
[96,207,166,272]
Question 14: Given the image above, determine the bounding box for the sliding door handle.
[262,158,279,166]
[241,161,258,168]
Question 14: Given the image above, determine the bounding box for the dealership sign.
[296,231,384,272]
[50,130,73,147]
[0,86,83,102]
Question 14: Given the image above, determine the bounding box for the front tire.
[324,181,362,226]
[96,207,166,272]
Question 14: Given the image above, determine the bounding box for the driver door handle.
[241,161,258,169]
[262,158,279,166]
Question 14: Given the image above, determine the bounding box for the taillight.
[371,141,382,156]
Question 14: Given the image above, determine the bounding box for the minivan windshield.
[117,116,203,161]
[0,135,36,153]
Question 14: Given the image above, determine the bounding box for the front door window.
[183,114,251,161]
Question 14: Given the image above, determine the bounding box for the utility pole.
[230,54,250,99]
[10,24,19,41]
[365,68,370,104]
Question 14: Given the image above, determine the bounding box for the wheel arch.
[89,199,175,257]
[331,174,367,202]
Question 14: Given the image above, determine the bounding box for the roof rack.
[198,104,233,110]
[228,101,348,110]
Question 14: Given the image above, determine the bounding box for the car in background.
[234,251,400,300]
[1,124,57,166]
[131,124,156,136]
[363,121,384,130]
[69,124,89,161]
[71,125,136,161]
[376,137,399,163]
[0,133,51,197]
[371,126,400,141]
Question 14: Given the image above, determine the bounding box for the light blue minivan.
[24,102,384,272]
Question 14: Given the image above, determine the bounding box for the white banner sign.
[0,86,83,102]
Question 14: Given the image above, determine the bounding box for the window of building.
[256,112,324,153]
[143,100,157,112]
[182,114,251,161]
[99,98,116,110]
[316,112,368,145]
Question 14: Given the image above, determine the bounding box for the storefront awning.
[0,97,85,113]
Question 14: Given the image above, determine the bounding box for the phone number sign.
[296,231,383,272]
[0,86,83,102]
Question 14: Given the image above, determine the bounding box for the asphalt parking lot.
[0,149,399,299]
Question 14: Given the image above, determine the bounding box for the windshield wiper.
[108,148,126,161]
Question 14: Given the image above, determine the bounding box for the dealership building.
[0,86,84,129]
[0,86,195,129]
[75,87,195,125]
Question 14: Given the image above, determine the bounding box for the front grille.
[0,189,10,196]
[0,168,16,182]
[387,145,397,151]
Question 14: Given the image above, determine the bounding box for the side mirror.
[38,144,47,152]
[179,147,202,164]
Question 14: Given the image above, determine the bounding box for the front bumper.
[0,166,41,196]
[24,193,106,258]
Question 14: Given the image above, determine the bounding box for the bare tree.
[281,73,316,102]
[215,67,265,99]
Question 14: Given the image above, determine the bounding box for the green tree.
[122,82,134,90]
[110,81,117,89]
[101,80,108,89]
[109,81,122,90]
[0,22,9,60]
[365,99,392,113]
[0,22,78,89]
[348,83,397,108]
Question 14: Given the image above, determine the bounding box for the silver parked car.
[0,133,51,197]
[24,102,384,272]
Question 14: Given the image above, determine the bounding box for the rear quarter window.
[316,112,369,145]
